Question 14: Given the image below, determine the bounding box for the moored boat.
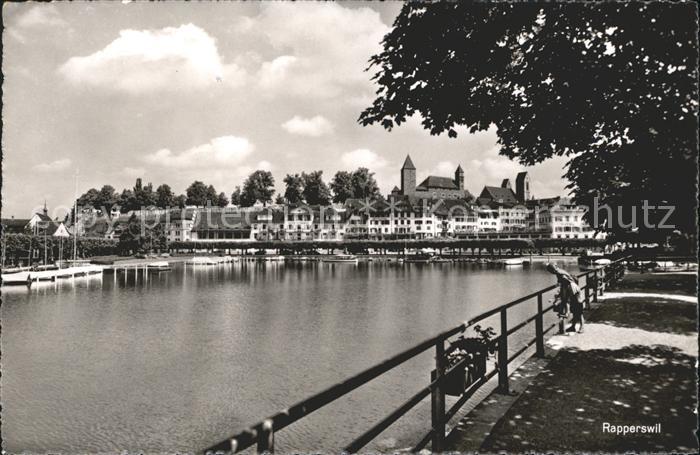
[404,253,432,264]
[322,254,358,264]
[147,261,172,272]
[264,255,286,261]
[430,257,452,263]
[502,257,526,266]
[188,257,217,265]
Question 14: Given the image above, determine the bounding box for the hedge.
[1,234,119,264]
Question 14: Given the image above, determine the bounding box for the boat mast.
[73,168,79,262]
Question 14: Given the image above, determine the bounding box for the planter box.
[431,364,467,397]
[431,345,488,397]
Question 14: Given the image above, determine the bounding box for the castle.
[390,154,533,204]
[391,155,470,200]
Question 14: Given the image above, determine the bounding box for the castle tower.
[515,172,531,202]
[501,179,512,190]
[455,164,465,190]
[43,200,48,216]
[401,155,416,196]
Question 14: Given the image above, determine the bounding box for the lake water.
[1,259,579,453]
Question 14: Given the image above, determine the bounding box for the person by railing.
[546,263,585,334]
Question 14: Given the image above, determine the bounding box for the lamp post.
[43,223,47,266]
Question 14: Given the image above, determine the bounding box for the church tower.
[455,165,465,190]
[515,172,531,202]
[401,155,416,196]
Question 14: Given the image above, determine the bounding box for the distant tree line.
[72,167,383,217]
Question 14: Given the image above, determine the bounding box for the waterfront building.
[345,196,441,240]
[1,204,68,236]
[250,208,286,241]
[476,180,529,233]
[527,197,600,239]
[189,206,350,242]
[164,208,197,242]
[433,199,479,237]
[191,208,253,241]
[17,168,601,245]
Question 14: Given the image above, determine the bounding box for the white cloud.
[58,24,245,93]
[341,148,387,170]
[143,136,254,169]
[16,5,67,28]
[282,115,334,137]
[123,167,146,178]
[256,160,273,170]
[469,147,522,182]
[33,158,72,172]
[434,161,458,176]
[245,3,389,99]
[259,55,298,89]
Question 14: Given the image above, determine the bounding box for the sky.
[1,2,570,219]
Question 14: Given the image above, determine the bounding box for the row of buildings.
[78,157,598,242]
[2,157,602,244]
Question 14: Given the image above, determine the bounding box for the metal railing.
[202,258,627,454]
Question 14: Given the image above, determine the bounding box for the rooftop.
[401,154,416,170]
[416,176,459,190]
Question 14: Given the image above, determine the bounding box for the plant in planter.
[433,325,496,397]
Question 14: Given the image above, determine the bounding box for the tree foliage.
[230,186,242,206]
[283,174,305,204]
[359,2,698,233]
[330,171,354,203]
[186,181,218,207]
[156,184,175,208]
[173,194,187,209]
[118,214,168,254]
[301,170,332,205]
[217,192,230,208]
[241,170,275,207]
[331,168,381,203]
[133,178,156,208]
[350,167,381,200]
[1,233,118,265]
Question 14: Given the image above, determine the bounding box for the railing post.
[584,274,591,309]
[497,308,509,394]
[592,270,599,303]
[431,339,446,452]
[535,293,545,358]
[257,419,274,454]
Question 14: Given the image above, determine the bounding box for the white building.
[529,197,600,239]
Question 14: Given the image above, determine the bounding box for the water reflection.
[1,259,578,453]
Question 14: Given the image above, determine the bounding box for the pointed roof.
[516,171,529,184]
[391,185,401,192]
[35,212,53,222]
[401,154,416,170]
[501,178,512,189]
[478,186,519,205]
[456,164,464,173]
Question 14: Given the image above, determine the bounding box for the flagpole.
[73,168,79,263]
